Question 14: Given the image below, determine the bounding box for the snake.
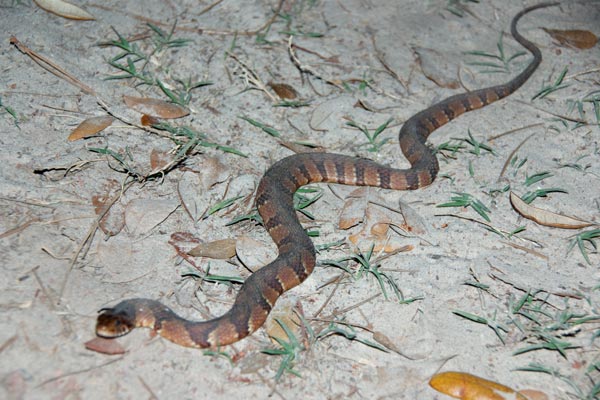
[96,3,557,349]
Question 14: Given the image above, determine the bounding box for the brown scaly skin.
[96,3,558,349]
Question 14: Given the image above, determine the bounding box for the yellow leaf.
[68,115,114,141]
[509,192,593,229]
[34,0,95,20]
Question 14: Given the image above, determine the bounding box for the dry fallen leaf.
[123,95,190,119]
[34,0,95,20]
[509,191,593,229]
[188,238,237,259]
[543,28,598,49]
[149,149,172,171]
[84,337,125,355]
[141,114,160,126]
[338,187,368,229]
[68,115,114,141]
[414,46,460,89]
[236,235,276,272]
[124,198,180,236]
[268,82,298,99]
[429,371,526,400]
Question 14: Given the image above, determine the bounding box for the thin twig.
[10,36,95,95]
[58,179,135,302]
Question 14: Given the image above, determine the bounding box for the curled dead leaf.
[509,192,592,229]
[34,0,95,20]
[123,95,190,119]
[68,115,114,141]
[188,238,237,259]
[429,371,526,400]
[543,28,597,49]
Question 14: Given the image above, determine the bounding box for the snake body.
[96,3,556,348]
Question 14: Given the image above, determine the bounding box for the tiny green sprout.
[532,66,569,100]
[451,130,495,156]
[261,318,305,380]
[445,0,481,18]
[465,31,526,74]
[239,116,281,137]
[316,321,388,351]
[147,21,191,52]
[0,97,19,128]
[452,309,509,344]
[346,117,394,152]
[293,186,323,220]
[520,187,568,204]
[205,195,244,218]
[437,192,491,222]
[323,244,403,301]
[567,228,600,265]
[524,171,553,186]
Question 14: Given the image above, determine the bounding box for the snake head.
[96,304,136,338]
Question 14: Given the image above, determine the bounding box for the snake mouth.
[96,307,135,338]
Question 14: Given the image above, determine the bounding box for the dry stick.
[499,240,549,260]
[226,51,278,101]
[515,99,589,125]
[0,335,18,353]
[367,27,408,91]
[197,0,225,16]
[138,376,159,400]
[318,293,382,322]
[497,131,538,180]
[434,213,542,248]
[37,357,124,387]
[57,179,135,303]
[312,273,345,319]
[10,36,96,95]
[288,36,345,90]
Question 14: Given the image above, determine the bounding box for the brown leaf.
[188,238,237,259]
[429,371,526,400]
[149,149,172,170]
[268,82,298,99]
[236,235,276,272]
[509,192,593,229]
[543,28,598,49]
[414,47,459,89]
[68,115,114,141]
[123,95,190,119]
[34,0,95,20]
[124,198,179,236]
[338,188,368,230]
[84,337,125,355]
[141,114,160,126]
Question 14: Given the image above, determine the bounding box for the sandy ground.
[1,0,599,399]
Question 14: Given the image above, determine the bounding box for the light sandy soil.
[1,0,599,399]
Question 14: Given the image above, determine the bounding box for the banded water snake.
[96,3,557,349]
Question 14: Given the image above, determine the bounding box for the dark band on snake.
[96,3,558,349]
